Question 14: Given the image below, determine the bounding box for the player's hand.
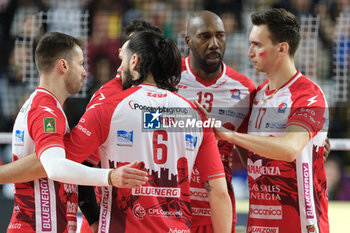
[324,137,331,161]
[109,161,148,188]
[89,221,99,233]
[194,100,234,142]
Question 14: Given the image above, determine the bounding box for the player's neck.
[143,75,156,86]
[189,56,222,82]
[266,58,297,91]
[39,74,68,106]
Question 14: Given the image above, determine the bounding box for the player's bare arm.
[0,153,47,184]
[195,100,310,162]
[324,137,331,160]
[206,177,232,233]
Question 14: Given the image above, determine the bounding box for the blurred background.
[0,0,349,232]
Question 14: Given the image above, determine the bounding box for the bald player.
[177,11,256,233]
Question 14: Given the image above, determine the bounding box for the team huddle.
[0,8,329,233]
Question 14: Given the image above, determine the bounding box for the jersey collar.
[185,57,226,87]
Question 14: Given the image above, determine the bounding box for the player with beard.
[0,20,163,233]
[61,30,232,232]
[177,11,256,233]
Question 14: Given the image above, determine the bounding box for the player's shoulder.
[224,64,256,90]
[290,73,326,97]
[28,88,65,121]
[88,85,142,111]
[31,88,60,110]
[289,72,327,106]
[88,76,123,107]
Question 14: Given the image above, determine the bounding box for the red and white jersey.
[178,57,255,226]
[9,88,78,233]
[247,71,329,233]
[64,84,225,233]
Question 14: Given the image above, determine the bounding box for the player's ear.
[278,42,289,56]
[185,35,191,49]
[130,53,141,81]
[130,53,140,71]
[57,59,68,73]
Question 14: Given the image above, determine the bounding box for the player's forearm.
[40,147,111,186]
[0,153,47,184]
[230,131,309,162]
[207,178,232,233]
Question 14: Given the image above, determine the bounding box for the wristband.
[108,169,113,186]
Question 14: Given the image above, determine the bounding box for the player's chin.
[70,86,82,95]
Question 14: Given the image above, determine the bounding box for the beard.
[191,46,224,74]
[122,69,134,90]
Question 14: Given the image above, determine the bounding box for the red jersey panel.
[79,77,123,233]
[177,57,256,228]
[247,71,329,233]
[9,88,78,233]
[64,84,224,233]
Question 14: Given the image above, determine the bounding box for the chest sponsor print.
[247,159,281,180]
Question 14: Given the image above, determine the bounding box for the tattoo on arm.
[204,181,212,194]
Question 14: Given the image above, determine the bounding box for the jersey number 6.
[153,130,168,164]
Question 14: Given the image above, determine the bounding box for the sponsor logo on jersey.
[249,184,282,201]
[247,159,281,180]
[149,208,183,218]
[278,102,288,113]
[230,88,241,99]
[218,109,246,119]
[133,186,180,198]
[100,186,111,232]
[306,224,317,233]
[40,106,57,117]
[8,223,22,230]
[44,117,56,133]
[67,201,78,215]
[168,228,190,233]
[302,163,315,219]
[39,178,52,231]
[117,130,134,146]
[247,226,279,233]
[307,95,318,106]
[265,122,286,129]
[177,84,188,89]
[68,221,77,233]
[190,187,209,201]
[130,102,188,114]
[15,130,24,145]
[143,111,161,129]
[132,203,146,220]
[147,92,167,98]
[185,134,197,151]
[249,204,282,220]
[192,207,211,216]
[133,203,183,219]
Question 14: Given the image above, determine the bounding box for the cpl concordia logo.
[132,203,146,220]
